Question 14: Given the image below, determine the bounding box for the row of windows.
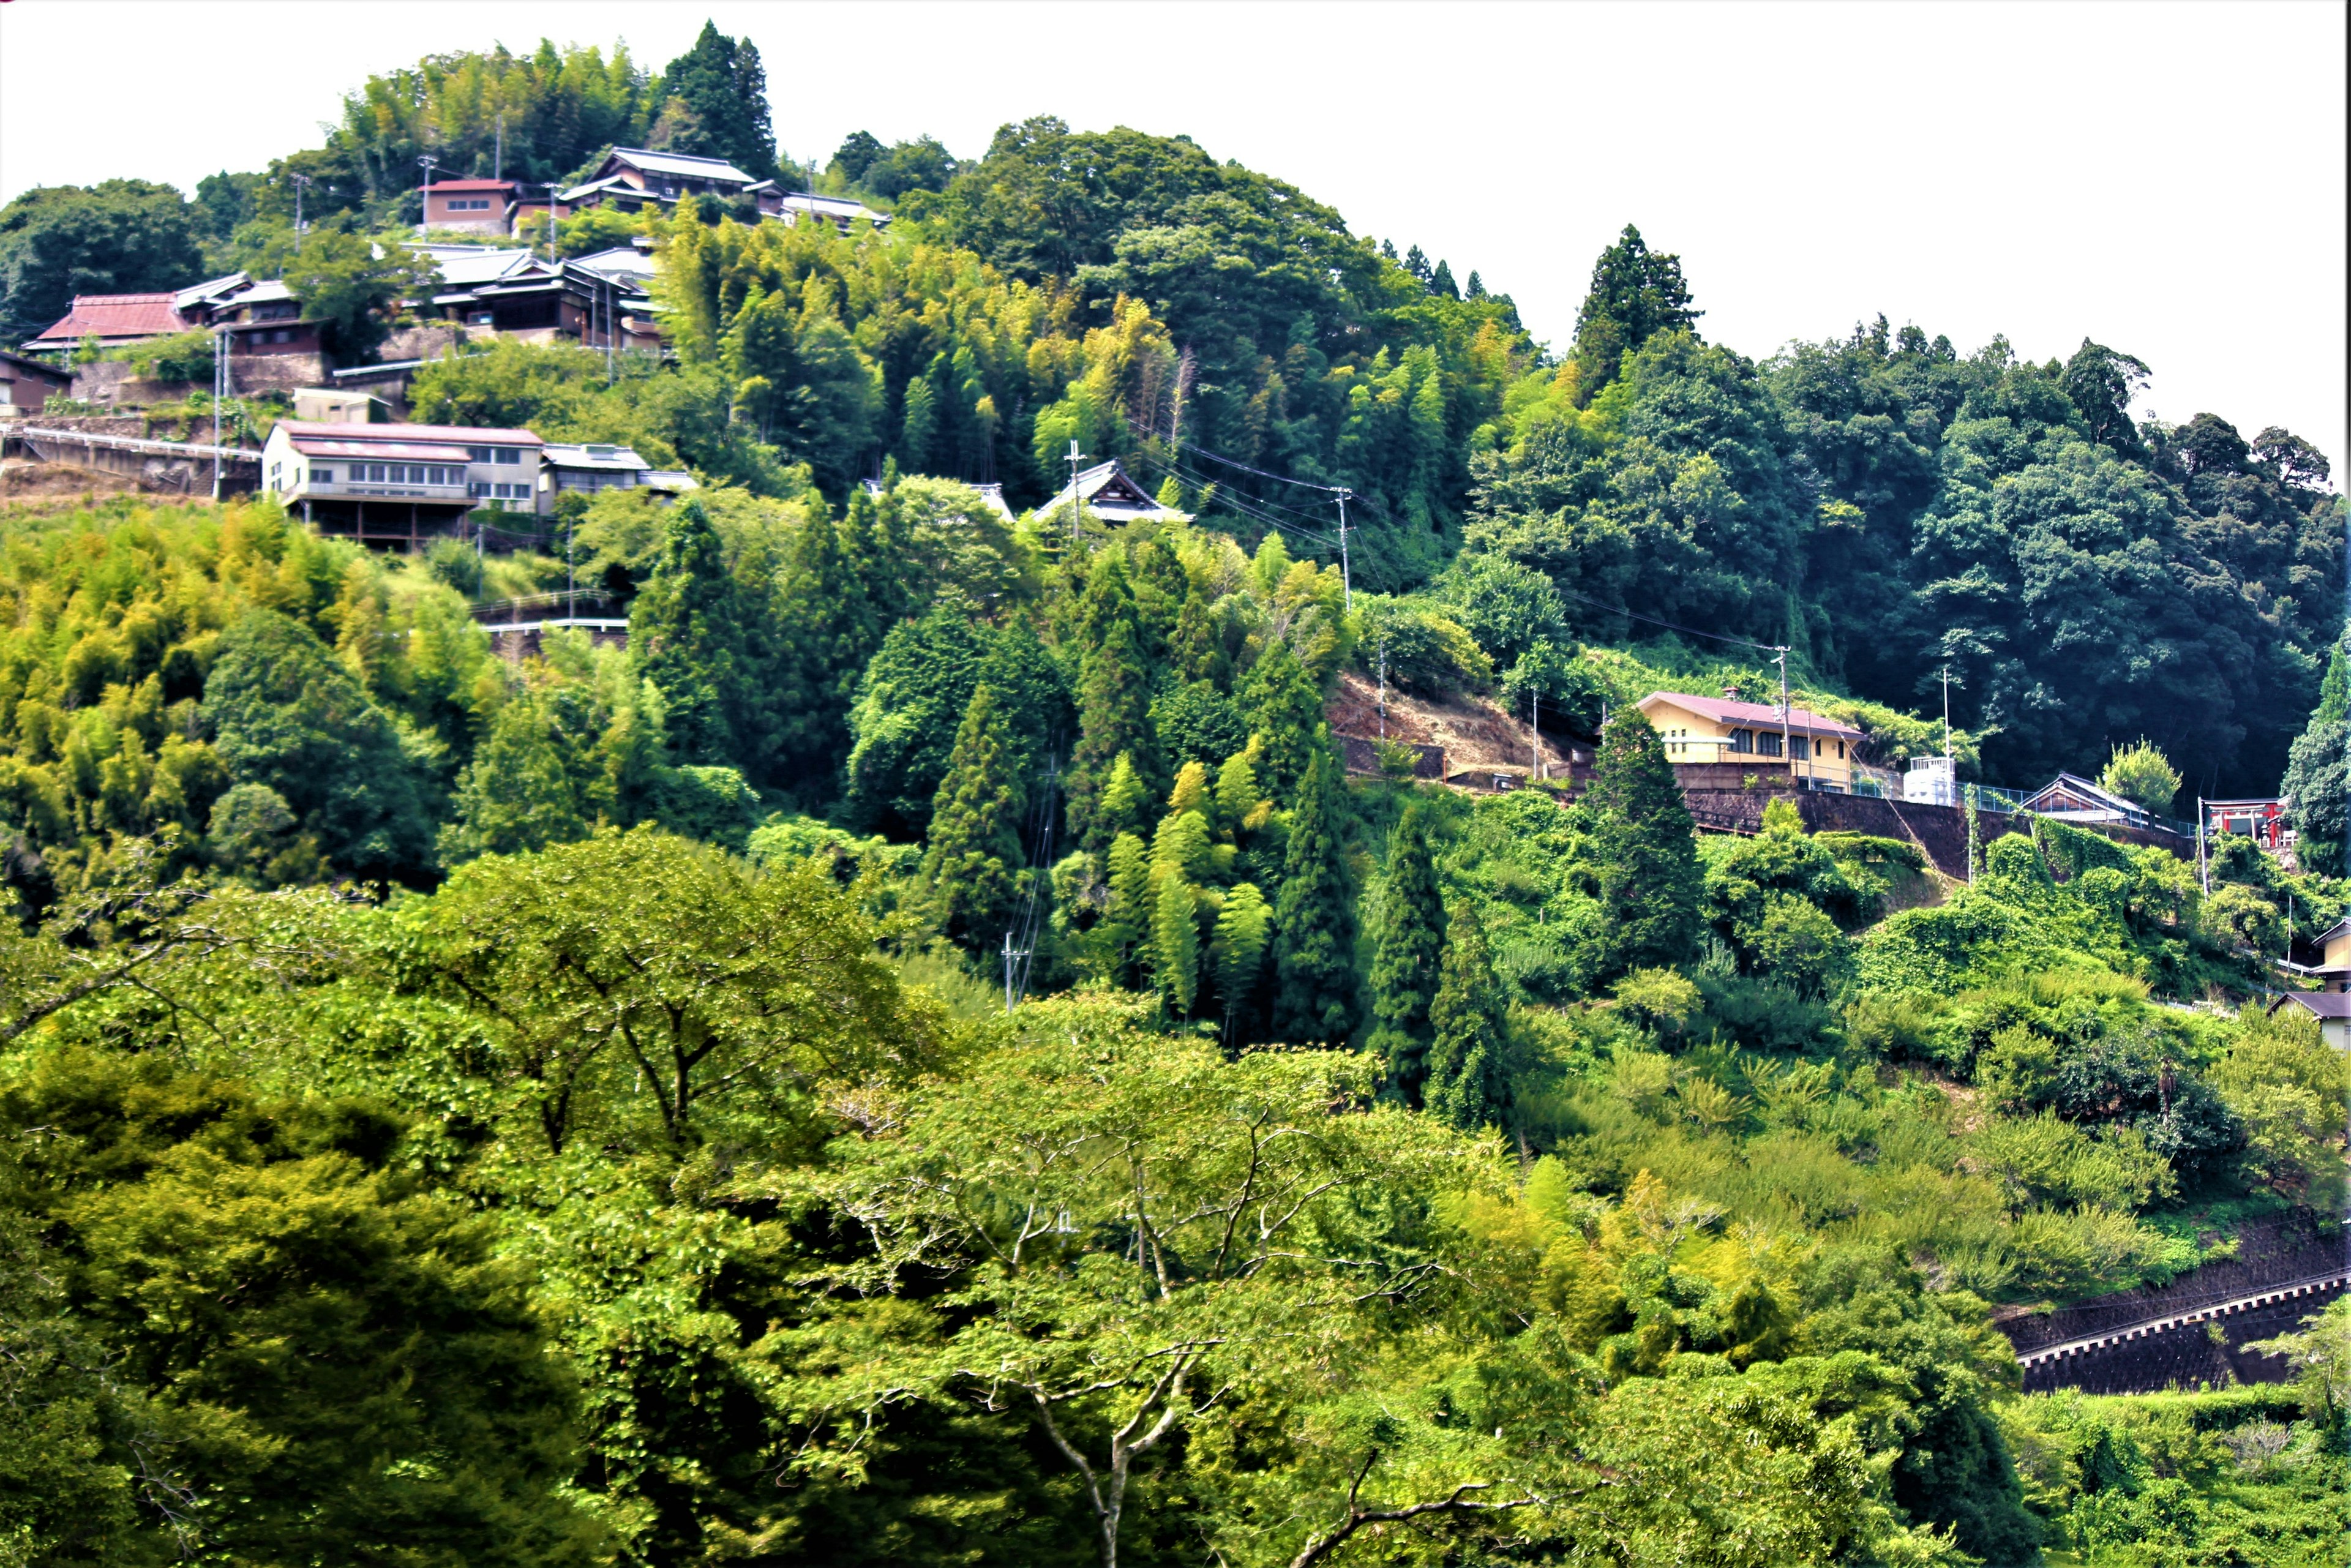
[332,463,463,486]
[441,198,498,212]
[465,446,527,464]
[470,481,532,500]
[241,328,299,345]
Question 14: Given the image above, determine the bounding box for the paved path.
[2013,1267,2348,1371]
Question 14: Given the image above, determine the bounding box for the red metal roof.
[290,438,467,462]
[26,293,189,345]
[1638,691,1867,740]
[427,179,517,193]
[273,420,542,446]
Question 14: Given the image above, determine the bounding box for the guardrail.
[2013,1267,2349,1370]
[10,425,262,462]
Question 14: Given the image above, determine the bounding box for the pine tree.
[1242,639,1324,803]
[1068,552,1160,849]
[655,21,780,181]
[1425,899,1508,1133]
[774,493,880,791]
[1580,708,1703,980]
[920,685,1027,954]
[1368,803,1445,1104]
[1271,746,1359,1045]
[629,499,754,773]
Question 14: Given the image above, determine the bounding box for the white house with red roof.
[259,420,544,546]
[1636,689,1866,792]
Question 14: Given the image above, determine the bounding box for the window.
[1758,732,1783,757]
[270,329,291,344]
[315,467,334,484]
[470,480,490,498]
[366,463,387,482]
[466,446,491,462]
[1837,741,1845,759]
[1791,735,1811,762]
[1728,729,1754,754]
[268,462,281,492]
[494,446,522,465]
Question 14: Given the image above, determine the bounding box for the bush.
[1353,595,1493,695]
[424,536,484,598]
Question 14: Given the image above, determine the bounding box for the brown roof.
[2272,991,2351,1019]
[427,179,517,193]
[274,419,542,446]
[26,293,190,346]
[1638,691,1866,740]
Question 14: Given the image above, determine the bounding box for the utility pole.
[1333,488,1353,609]
[1377,631,1387,739]
[1531,681,1541,780]
[210,329,225,502]
[1774,645,1793,792]
[539,182,561,263]
[2197,793,2210,895]
[493,114,504,183]
[1065,440,1087,556]
[290,172,311,241]
[416,154,440,232]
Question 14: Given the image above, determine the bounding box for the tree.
[0,1046,600,1567]
[921,686,1028,955]
[654,22,779,182]
[630,498,763,776]
[282,227,438,363]
[2061,339,2152,457]
[1212,882,1272,1045]
[1425,899,1509,1131]
[1068,552,1159,850]
[1568,223,1700,403]
[439,694,594,865]
[2281,634,2347,875]
[2099,737,2183,817]
[1368,803,1445,1103]
[200,609,433,882]
[1241,638,1326,803]
[1271,745,1358,1045]
[405,828,942,1151]
[844,595,990,841]
[0,181,203,342]
[1579,709,1701,980]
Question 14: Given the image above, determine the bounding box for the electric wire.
[1128,449,1335,555]
[1548,582,1789,654]
[1180,440,1349,495]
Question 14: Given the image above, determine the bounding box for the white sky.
[4,0,2344,478]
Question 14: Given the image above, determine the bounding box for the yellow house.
[1635,691,1866,793]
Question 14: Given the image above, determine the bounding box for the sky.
[2,0,2344,478]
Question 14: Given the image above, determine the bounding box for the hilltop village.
[1,20,2347,1568]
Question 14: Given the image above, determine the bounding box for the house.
[175,272,256,324]
[291,387,391,424]
[2268,989,2351,1049]
[260,421,544,545]
[557,148,758,216]
[21,293,193,356]
[748,186,890,231]
[1039,459,1188,527]
[541,442,697,499]
[2020,772,2151,829]
[204,280,324,358]
[1637,690,1866,792]
[404,244,659,348]
[0,349,71,415]
[422,179,517,234]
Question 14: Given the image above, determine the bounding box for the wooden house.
[1636,690,1865,792]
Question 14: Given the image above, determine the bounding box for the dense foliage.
[2,23,2345,1566]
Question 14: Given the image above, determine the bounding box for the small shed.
[2022,772,2149,828]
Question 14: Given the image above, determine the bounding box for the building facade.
[1637,691,1865,793]
[422,179,519,233]
[260,421,544,545]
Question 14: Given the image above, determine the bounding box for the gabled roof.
[0,348,72,383]
[567,247,658,284]
[287,437,468,463]
[2270,990,2351,1020]
[601,147,756,184]
[429,249,556,288]
[426,179,517,193]
[25,293,189,347]
[542,442,650,472]
[175,272,250,312]
[1637,691,1866,740]
[227,280,297,307]
[765,189,890,226]
[1042,459,1186,521]
[556,174,640,204]
[2021,771,2143,820]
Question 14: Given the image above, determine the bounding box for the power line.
[1548,581,1788,655]
[1181,440,1348,495]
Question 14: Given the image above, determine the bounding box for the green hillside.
[2,23,2348,1568]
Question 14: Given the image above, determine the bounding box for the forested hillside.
[3,23,2349,1568]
